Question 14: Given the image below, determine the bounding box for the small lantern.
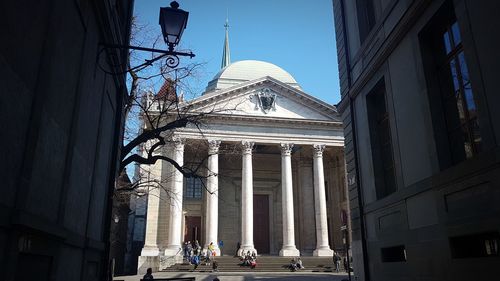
[159,1,189,51]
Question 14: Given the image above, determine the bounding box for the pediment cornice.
[181,76,340,121]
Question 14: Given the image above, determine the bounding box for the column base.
[238,246,257,257]
[138,255,160,274]
[164,245,182,257]
[313,247,334,257]
[279,247,300,257]
[140,246,161,257]
[163,247,183,269]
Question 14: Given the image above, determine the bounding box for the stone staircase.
[162,256,335,273]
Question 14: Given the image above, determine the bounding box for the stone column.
[312,144,334,256]
[205,140,221,255]
[299,153,315,254]
[164,137,185,257]
[239,141,256,256]
[140,159,164,258]
[279,143,300,256]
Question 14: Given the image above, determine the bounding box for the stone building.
[0,1,133,280]
[333,0,500,280]
[137,23,348,272]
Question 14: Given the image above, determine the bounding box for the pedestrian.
[143,268,154,280]
[250,256,257,269]
[218,239,224,256]
[296,257,304,269]
[191,254,200,270]
[235,241,241,256]
[187,241,193,258]
[333,252,341,272]
[212,259,219,272]
[183,241,189,259]
[208,241,215,256]
[205,249,212,266]
[194,240,201,255]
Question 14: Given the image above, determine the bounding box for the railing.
[139,278,195,281]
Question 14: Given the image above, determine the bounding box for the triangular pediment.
[183,76,339,122]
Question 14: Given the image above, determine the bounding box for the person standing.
[333,252,341,273]
[143,268,154,280]
[208,242,215,256]
[218,240,224,256]
[194,240,201,256]
[187,241,193,258]
[235,241,241,256]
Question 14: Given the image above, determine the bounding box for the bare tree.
[116,18,242,198]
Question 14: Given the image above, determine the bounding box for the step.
[162,256,337,272]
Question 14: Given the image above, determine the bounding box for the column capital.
[208,140,221,154]
[241,141,255,155]
[172,136,185,151]
[313,144,326,158]
[280,143,294,156]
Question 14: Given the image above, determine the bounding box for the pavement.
[114,271,351,281]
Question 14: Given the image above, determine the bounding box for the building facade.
[0,1,133,280]
[137,59,348,272]
[333,0,500,280]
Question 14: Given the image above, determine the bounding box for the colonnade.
[142,139,334,258]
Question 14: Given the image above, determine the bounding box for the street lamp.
[99,1,195,74]
[159,1,189,52]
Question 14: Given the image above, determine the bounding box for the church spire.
[221,18,231,69]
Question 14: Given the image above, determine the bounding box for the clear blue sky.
[133,0,340,104]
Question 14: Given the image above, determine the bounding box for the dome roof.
[205,60,300,92]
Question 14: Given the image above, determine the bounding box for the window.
[381,245,407,262]
[366,79,397,199]
[184,177,202,199]
[439,21,482,162]
[420,0,482,168]
[356,0,376,43]
[450,232,500,258]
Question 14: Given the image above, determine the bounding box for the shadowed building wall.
[333,0,500,280]
[0,0,134,280]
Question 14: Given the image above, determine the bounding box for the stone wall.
[0,0,133,280]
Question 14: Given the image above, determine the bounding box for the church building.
[137,21,347,272]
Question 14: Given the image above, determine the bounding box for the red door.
[184,216,201,244]
[253,194,270,254]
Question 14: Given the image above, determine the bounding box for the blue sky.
[133,0,340,104]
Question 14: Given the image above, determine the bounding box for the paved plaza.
[115,272,350,281]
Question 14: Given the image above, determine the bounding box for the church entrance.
[253,194,270,254]
[184,216,201,244]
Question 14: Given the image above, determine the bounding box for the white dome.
[205,60,300,92]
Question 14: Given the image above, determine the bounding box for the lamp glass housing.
[159,6,189,46]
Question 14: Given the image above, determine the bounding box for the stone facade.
[0,0,133,280]
[137,62,349,272]
[333,0,500,280]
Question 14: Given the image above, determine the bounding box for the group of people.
[288,257,304,271]
[239,250,257,269]
[183,240,220,271]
